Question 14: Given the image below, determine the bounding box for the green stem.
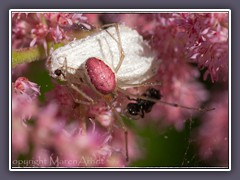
[11,30,97,68]
[12,42,64,68]
[12,46,45,68]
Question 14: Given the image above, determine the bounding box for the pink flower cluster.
[195,91,228,166]
[12,77,39,156]
[154,13,228,83]
[12,77,139,167]
[12,13,91,50]
[12,12,229,167]
[99,13,228,82]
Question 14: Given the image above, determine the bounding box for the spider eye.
[54,69,62,76]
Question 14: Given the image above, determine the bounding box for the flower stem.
[11,29,97,68]
[11,42,64,68]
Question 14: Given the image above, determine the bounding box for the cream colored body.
[48,24,159,87]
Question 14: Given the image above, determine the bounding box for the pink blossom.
[44,13,88,27]
[13,77,40,99]
[12,20,31,49]
[12,12,90,50]
[12,77,40,121]
[32,147,52,167]
[12,77,40,158]
[27,93,131,167]
[150,13,228,82]
[149,78,208,130]
[50,25,66,43]
[52,126,116,167]
[45,85,76,119]
[12,114,31,159]
[12,93,38,121]
[84,13,101,25]
[31,110,128,167]
[195,91,228,166]
[87,101,114,128]
[98,13,154,33]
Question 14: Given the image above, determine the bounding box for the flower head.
[12,13,91,51]
[13,77,40,99]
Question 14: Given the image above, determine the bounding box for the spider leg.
[103,23,125,73]
[117,87,215,112]
[70,83,95,104]
[111,107,129,162]
[119,81,162,88]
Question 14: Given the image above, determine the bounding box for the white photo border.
[9,9,231,171]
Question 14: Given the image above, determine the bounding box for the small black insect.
[127,88,162,118]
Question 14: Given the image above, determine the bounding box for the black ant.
[126,87,215,119]
[127,88,162,118]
